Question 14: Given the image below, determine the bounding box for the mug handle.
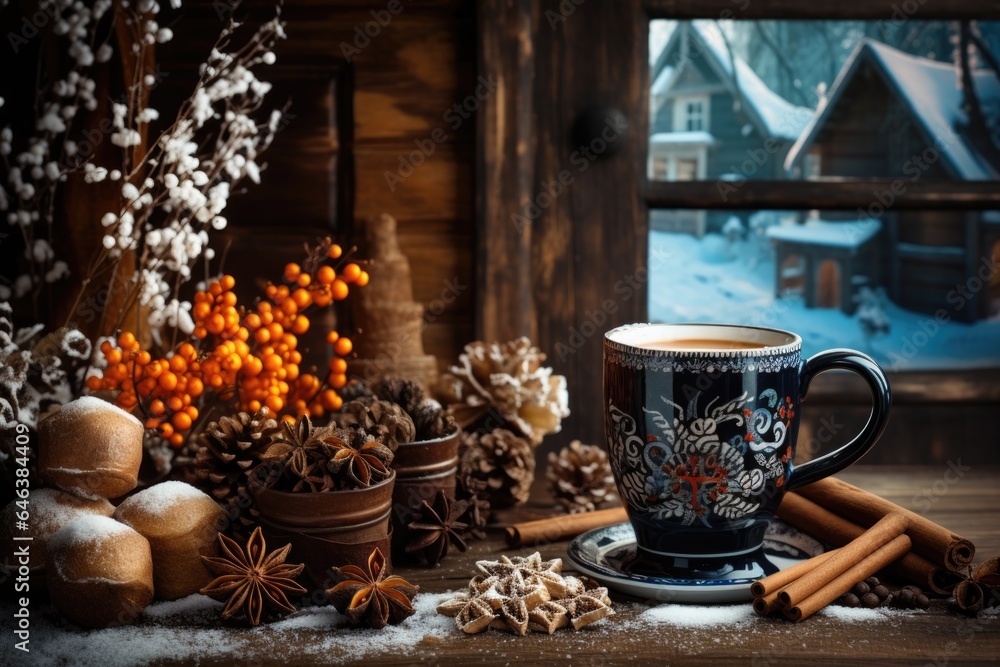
[785,349,891,491]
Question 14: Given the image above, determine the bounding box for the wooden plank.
[644,180,1000,210]
[804,368,1000,404]
[354,144,474,222]
[424,320,475,370]
[353,88,473,144]
[395,230,474,314]
[534,0,649,447]
[644,0,1000,19]
[475,0,538,343]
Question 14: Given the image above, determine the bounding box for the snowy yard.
[647,227,1000,371]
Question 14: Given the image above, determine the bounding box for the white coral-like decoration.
[434,337,569,446]
[0,302,92,461]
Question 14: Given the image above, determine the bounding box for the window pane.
[648,20,1000,182]
[676,158,699,180]
[648,209,1000,370]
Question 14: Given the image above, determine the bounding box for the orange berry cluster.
[87,332,204,448]
[88,239,369,447]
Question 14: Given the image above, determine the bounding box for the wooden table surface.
[8,466,1000,666]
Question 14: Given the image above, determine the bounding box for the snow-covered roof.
[650,131,716,146]
[651,66,676,96]
[651,22,815,141]
[766,219,882,249]
[785,40,1000,180]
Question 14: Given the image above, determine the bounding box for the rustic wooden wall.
[159,0,477,371]
[478,0,649,450]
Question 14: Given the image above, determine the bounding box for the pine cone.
[433,338,570,446]
[193,409,279,503]
[339,379,375,404]
[333,399,415,450]
[412,398,457,441]
[458,428,535,509]
[373,377,425,417]
[546,441,617,514]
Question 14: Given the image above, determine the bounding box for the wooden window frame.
[476,0,1000,446]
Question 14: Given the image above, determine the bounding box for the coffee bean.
[841,593,861,607]
[861,592,881,608]
[852,582,870,597]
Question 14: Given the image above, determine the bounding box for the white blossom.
[14,275,33,299]
[45,261,70,283]
[111,129,142,147]
[244,160,260,184]
[10,0,282,342]
[136,108,160,123]
[37,106,67,133]
[83,166,108,183]
[96,44,113,63]
[28,239,55,263]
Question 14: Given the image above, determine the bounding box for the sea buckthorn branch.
[88,236,369,447]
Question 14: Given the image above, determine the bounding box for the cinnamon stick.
[751,549,839,598]
[752,589,784,617]
[753,552,841,617]
[776,512,909,609]
[778,492,959,594]
[784,534,912,622]
[796,477,974,571]
[505,507,629,547]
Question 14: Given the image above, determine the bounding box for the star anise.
[456,476,491,541]
[199,527,307,626]
[405,490,469,564]
[326,548,419,629]
[259,415,334,479]
[326,428,394,487]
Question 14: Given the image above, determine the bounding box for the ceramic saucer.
[566,520,823,604]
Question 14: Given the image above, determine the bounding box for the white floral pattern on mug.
[607,389,796,528]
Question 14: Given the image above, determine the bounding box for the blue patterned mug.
[604,323,890,580]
